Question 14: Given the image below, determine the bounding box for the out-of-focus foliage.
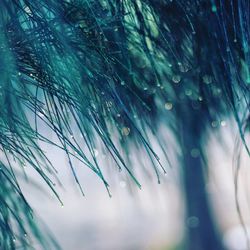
[0,0,249,248]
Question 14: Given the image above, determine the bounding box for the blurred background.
[18,122,250,250]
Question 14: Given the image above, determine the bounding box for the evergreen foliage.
[0,0,249,249]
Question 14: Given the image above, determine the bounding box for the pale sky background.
[18,122,250,250]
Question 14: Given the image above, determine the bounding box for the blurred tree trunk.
[179,103,225,250]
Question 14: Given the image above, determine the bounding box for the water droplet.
[87,71,94,78]
[211,120,218,127]
[220,120,227,127]
[120,181,126,188]
[191,148,200,158]
[212,5,217,12]
[202,75,212,84]
[38,111,45,118]
[106,101,113,108]
[93,149,99,157]
[172,75,181,83]
[185,89,192,96]
[213,88,222,96]
[122,127,130,136]
[121,81,125,86]
[187,216,199,228]
[198,96,203,101]
[164,102,173,110]
[24,6,32,14]
[179,64,189,73]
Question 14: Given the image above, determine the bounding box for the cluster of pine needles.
[0,0,249,249]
